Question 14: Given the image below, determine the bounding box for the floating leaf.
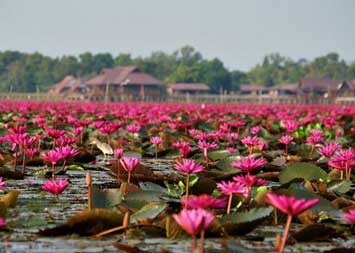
[38,208,123,236]
[165,216,184,239]
[139,182,168,194]
[213,156,240,175]
[220,207,273,235]
[124,151,142,159]
[124,191,165,209]
[292,224,338,242]
[66,164,85,171]
[208,150,232,161]
[130,202,167,223]
[279,162,329,185]
[1,190,20,208]
[327,180,352,194]
[0,201,7,217]
[90,186,122,209]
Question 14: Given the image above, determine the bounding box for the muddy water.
[0,161,353,253]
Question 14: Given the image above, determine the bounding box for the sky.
[0,0,354,71]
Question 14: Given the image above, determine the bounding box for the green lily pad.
[130,202,167,223]
[213,156,241,175]
[90,186,122,209]
[279,162,329,185]
[208,150,232,161]
[220,207,273,235]
[124,190,165,209]
[327,180,352,194]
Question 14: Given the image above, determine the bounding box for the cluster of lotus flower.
[0,101,354,252]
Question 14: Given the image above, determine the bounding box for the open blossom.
[279,135,293,145]
[217,181,249,197]
[119,157,140,173]
[0,177,5,190]
[266,193,319,216]
[328,148,355,170]
[0,217,5,228]
[197,140,218,150]
[241,136,260,147]
[173,208,214,236]
[174,159,204,174]
[150,136,162,145]
[126,124,141,134]
[41,150,63,165]
[42,179,69,197]
[233,174,268,188]
[113,148,124,160]
[56,145,80,159]
[282,120,298,133]
[318,143,341,158]
[181,194,227,209]
[250,126,261,135]
[343,209,355,223]
[227,133,239,142]
[231,155,266,174]
[306,129,324,145]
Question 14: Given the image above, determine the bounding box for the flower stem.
[191,235,196,253]
[227,194,232,214]
[155,145,158,159]
[52,163,55,180]
[185,173,190,203]
[21,148,26,175]
[127,171,131,184]
[279,214,292,253]
[199,229,205,253]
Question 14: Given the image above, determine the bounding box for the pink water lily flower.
[42,179,69,200]
[343,209,355,223]
[0,177,5,190]
[231,155,266,175]
[181,194,227,209]
[328,148,355,181]
[217,181,249,214]
[318,143,341,158]
[266,193,319,253]
[113,148,124,160]
[173,208,214,253]
[119,157,140,184]
[0,217,5,228]
[150,136,163,158]
[241,136,260,154]
[279,135,293,155]
[174,159,204,200]
[41,150,63,180]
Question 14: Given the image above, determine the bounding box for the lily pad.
[327,180,352,194]
[130,202,167,223]
[208,150,232,161]
[220,207,273,235]
[90,186,122,209]
[124,190,165,209]
[213,156,241,175]
[279,162,329,185]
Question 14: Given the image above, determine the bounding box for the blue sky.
[0,0,354,70]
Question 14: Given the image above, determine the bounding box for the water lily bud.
[86,172,92,186]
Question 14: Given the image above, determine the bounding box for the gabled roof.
[268,83,298,91]
[167,83,210,91]
[49,75,76,94]
[239,84,268,92]
[299,78,341,92]
[86,66,162,86]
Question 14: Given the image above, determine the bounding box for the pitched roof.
[239,84,268,92]
[299,78,341,92]
[167,83,210,91]
[268,83,298,91]
[86,66,162,86]
[49,76,76,94]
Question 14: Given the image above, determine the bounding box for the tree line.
[0,46,354,93]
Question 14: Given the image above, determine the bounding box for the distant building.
[85,66,163,100]
[48,76,86,96]
[268,83,298,97]
[167,83,210,95]
[239,84,268,96]
[298,78,339,97]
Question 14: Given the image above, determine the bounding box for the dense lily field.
[0,101,355,253]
